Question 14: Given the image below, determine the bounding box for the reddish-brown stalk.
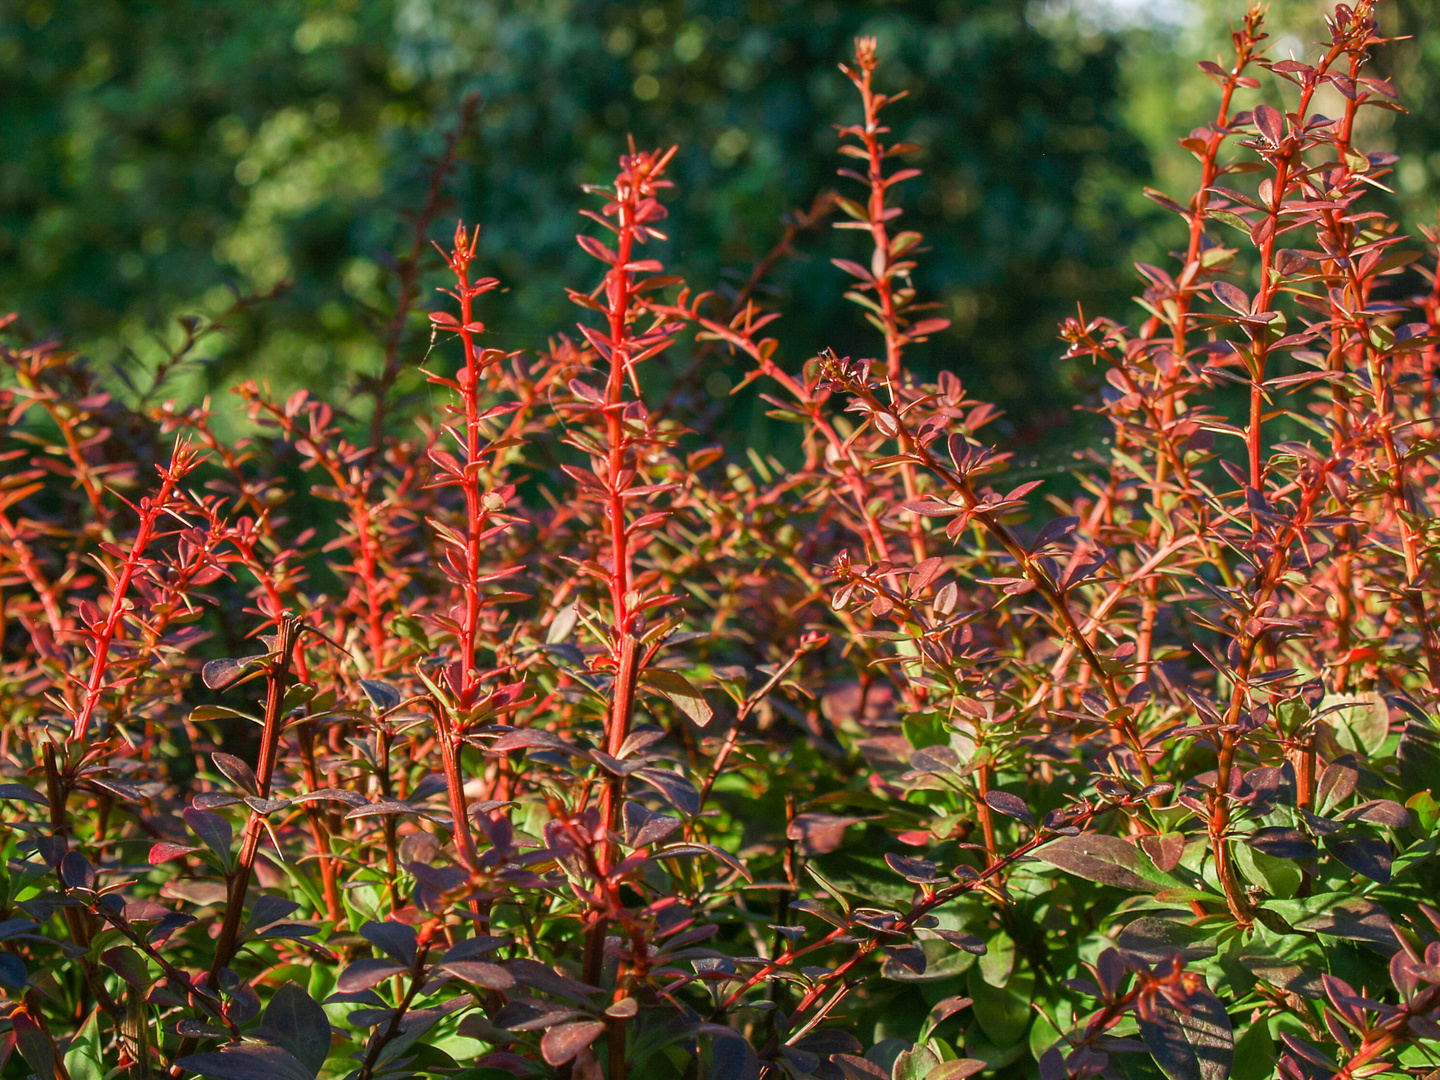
[1209,449,1348,923]
[68,437,199,745]
[205,613,301,981]
[421,222,510,892]
[431,223,505,709]
[657,190,838,419]
[834,38,951,592]
[1241,7,1361,490]
[651,298,897,564]
[1130,10,1263,674]
[566,144,685,1078]
[826,364,1155,784]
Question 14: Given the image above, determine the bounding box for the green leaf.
[281,682,316,712]
[1264,895,1394,946]
[1231,1019,1276,1080]
[881,938,977,983]
[1236,920,1324,999]
[904,712,949,750]
[1207,208,1253,233]
[1273,700,1310,736]
[805,863,852,915]
[1398,711,1440,798]
[967,964,1033,1047]
[1028,998,1072,1064]
[63,1010,104,1080]
[1323,692,1389,757]
[642,669,714,727]
[978,930,1015,986]
[892,1044,941,1080]
[189,705,261,725]
[1138,983,1233,1080]
[1234,842,1301,898]
[545,603,579,645]
[811,852,916,906]
[1407,791,1439,834]
[392,614,431,649]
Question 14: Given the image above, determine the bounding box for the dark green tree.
[0,0,1150,433]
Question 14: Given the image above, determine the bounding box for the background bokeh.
[2,0,1437,443]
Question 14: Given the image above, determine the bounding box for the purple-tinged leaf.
[335,958,407,992]
[259,982,331,1077]
[787,813,867,855]
[202,656,264,691]
[651,842,751,881]
[211,754,257,795]
[0,784,46,806]
[439,960,515,990]
[622,801,682,849]
[1338,800,1411,828]
[1117,917,1217,964]
[1211,281,1251,314]
[1248,827,1318,861]
[1138,983,1234,1080]
[926,995,974,1028]
[642,669,714,727]
[634,768,701,816]
[183,807,233,863]
[1138,833,1186,873]
[1253,103,1286,146]
[984,791,1033,826]
[360,921,417,965]
[540,1020,605,1066]
[922,928,987,954]
[885,853,938,883]
[1325,834,1391,883]
[1031,833,1177,892]
[289,788,367,808]
[178,1045,315,1080]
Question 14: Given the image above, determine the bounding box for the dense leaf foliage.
[2,5,1440,1080]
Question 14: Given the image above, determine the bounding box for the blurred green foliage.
[3,0,1436,438]
[0,0,1151,436]
[1114,0,1440,269]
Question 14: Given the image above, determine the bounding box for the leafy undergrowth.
[2,4,1439,1080]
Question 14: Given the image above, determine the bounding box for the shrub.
[2,4,1439,1080]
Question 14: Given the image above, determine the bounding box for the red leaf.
[1211,281,1251,314]
[148,842,201,866]
[787,813,867,855]
[576,234,618,265]
[540,1021,605,1066]
[907,317,951,337]
[1253,103,1285,146]
[831,258,874,283]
